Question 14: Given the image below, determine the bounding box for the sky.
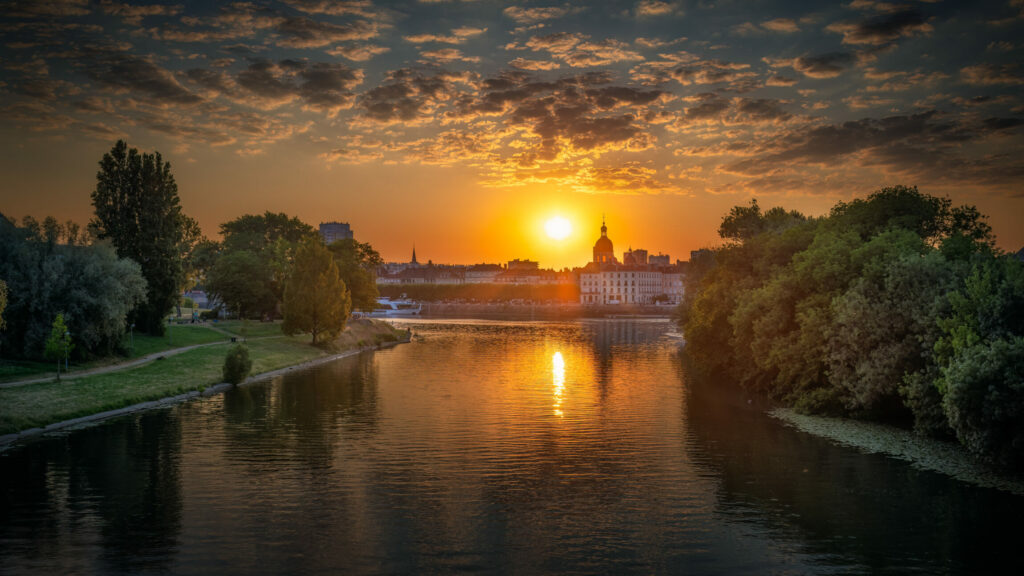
[1,0,1022,269]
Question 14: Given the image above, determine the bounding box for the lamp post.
[168,316,173,346]
[129,322,135,354]
[64,331,70,373]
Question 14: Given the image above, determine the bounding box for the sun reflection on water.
[552,351,565,417]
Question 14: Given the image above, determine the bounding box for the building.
[507,258,539,271]
[579,220,685,306]
[648,253,670,266]
[593,217,617,264]
[319,221,353,244]
[465,263,504,283]
[623,248,648,266]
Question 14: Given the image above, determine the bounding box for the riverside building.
[579,219,685,306]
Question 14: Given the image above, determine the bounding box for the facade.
[319,221,353,244]
[579,220,685,306]
[465,263,504,283]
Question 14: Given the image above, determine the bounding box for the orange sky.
[1,1,1022,269]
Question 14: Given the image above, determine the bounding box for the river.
[0,319,1020,574]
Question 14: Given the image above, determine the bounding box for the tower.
[592,217,616,264]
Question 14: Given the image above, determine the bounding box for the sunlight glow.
[553,351,565,418]
[545,217,572,241]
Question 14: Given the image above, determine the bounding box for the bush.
[941,337,1024,469]
[222,344,252,385]
[200,309,220,321]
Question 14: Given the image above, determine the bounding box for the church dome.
[592,219,616,264]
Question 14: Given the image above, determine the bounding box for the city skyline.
[2,1,1023,269]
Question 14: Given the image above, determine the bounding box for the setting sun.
[545,217,572,241]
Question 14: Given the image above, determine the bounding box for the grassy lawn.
[0,319,408,435]
[212,319,285,338]
[0,337,327,435]
[0,325,228,384]
[126,324,227,358]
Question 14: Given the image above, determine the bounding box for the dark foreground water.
[1,319,1021,575]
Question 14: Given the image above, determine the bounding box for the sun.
[545,216,572,240]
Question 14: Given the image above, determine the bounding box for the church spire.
[601,214,607,236]
[411,244,417,264]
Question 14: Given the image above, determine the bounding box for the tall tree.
[44,313,73,378]
[282,238,351,345]
[91,140,195,335]
[327,238,383,311]
[205,250,276,320]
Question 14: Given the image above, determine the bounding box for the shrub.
[222,344,252,385]
[200,309,220,321]
[941,337,1024,469]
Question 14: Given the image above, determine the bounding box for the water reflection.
[1,320,1020,574]
[0,410,183,574]
[552,351,565,417]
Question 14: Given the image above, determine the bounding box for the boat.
[368,297,423,317]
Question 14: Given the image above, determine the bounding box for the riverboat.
[368,297,423,317]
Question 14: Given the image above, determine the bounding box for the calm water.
[1,319,1021,575]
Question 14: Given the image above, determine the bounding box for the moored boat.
[368,297,423,317]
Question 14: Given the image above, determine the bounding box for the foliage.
[327,238,382,311]
[282,238,351,344]
[222,344,253,384]
[0,216,147,360]
[0,279,7,333]
[44,313,73,369]
[678,185,1020,466]
[205,250,276,319]
[90,140,197,335]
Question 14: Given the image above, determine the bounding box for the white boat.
[368,297,423,317]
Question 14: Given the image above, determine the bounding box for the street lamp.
[129,322,135,354]
[64,331,70,373]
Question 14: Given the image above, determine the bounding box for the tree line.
[0,140,382,363]
[677,186,1024,469]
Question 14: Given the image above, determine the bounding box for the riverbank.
[771,408,1024,495]
[0,319,409,445]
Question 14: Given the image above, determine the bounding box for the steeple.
[601,214,607,237]
[411,245,418,264]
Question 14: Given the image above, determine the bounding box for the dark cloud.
[961,63,1024,86]
[826,9,932,45]
[679,93,793,125]
[721,111,1020,182]
[230,58,363,112]
[788,52,857,78]
[275,16,378,48]
[82,51,202,105]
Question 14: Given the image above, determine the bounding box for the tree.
[0,279,7,333]
[91,140,195,335]
[222,344,253,385]
[44,313,73,378]
[205,250,276,319]
[282,238,351,345]
[0,217,146,359]
[327,238,383,311]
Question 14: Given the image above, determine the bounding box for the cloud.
[275,16,378,48]
[825,8,932,45]
[502,6,578,24]
[771,52,858,78]
[326,43,390,61]
[509,57,560,71]
[843,95,896,109]
[99,2,182,25]
[420,48,480,64]
[677,93,794,126]
[82,51,202,105]
[766,75,797,86]
[405,27,486,44]
[358,68,470,124]
[636,1,677,17]
[4,0,90,18]
[762,18,799,33]
[199,59,364,114]
[961,63,1024,86]
[516,33,643,67]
